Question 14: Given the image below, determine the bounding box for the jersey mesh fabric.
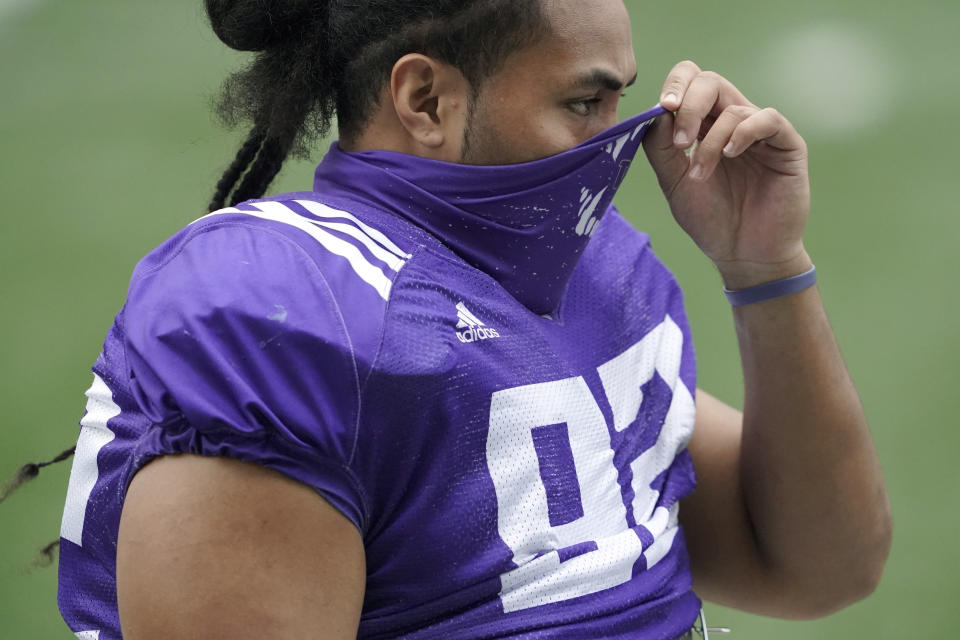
[58,192,700,639]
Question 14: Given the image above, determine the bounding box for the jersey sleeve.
[119,220,368,531]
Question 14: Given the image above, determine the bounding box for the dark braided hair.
[1,446,76,566]
[205,0,549,211]
[0,446,76,504]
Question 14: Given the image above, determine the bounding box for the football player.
[46,1,891,638]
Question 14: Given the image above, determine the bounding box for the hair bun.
[205,0,314,51]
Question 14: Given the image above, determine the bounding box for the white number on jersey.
[486,316,695,612]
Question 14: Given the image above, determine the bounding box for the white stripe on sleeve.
[296,200,412,260]
[202,202,398,301]
[61,374,119,547]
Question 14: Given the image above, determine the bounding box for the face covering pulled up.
[314,104,668,316]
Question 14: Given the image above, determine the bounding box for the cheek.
[470,96,591,164]
[511,109,589,161]
[540,114,602,156]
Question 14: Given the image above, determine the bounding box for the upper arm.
[117,454,366,640]
[680,389,781,614]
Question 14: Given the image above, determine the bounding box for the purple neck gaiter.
[313,104,666,315]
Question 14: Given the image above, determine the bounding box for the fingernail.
[723,142,736,156]
[662,93,679,106]
[689,164,705,180]
[675,131,690,146]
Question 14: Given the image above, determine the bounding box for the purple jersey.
[59,109,701,639]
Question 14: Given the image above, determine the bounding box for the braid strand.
[209,127,266,212]
[1,446,76,504]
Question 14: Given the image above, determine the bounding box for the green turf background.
[1,0,957,637]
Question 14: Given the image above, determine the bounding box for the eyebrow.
[570,69,639,92]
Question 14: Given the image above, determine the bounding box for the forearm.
[727,254,892,611]
[649,61,891,614]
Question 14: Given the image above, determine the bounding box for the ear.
[390,54,470,158]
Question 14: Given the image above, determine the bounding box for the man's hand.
[646,62,892,618]
[644,60,812,289]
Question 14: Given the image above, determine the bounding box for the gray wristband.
[723,265,817,307]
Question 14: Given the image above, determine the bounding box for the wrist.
[715,250,814,291]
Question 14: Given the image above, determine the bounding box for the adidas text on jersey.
[456,302,501,343]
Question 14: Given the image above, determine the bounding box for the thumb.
[642,113,690,196]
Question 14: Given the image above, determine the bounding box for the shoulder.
[579,208,673,288]
[571,207,693,365]
[134,196,416,304]
[126,196,419,359]
[592,208,652,251]
[117,198,400,498]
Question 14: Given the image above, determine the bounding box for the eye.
[567,97,603,116]
[567,92,629,117]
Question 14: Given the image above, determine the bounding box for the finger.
[673,71,754,150]
[722,107,805,157]
[659,60,701,112]
[642,113,690,197]
[688,105,758,181]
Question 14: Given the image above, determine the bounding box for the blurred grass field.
[1,0,957,637]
